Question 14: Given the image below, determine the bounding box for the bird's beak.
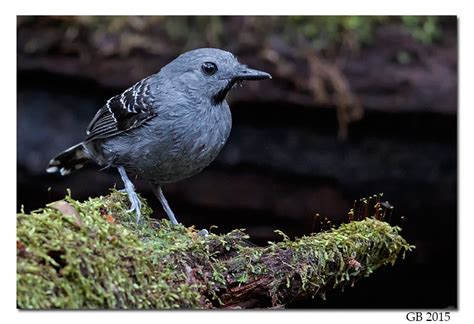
[213,66,271,104]
[234,67,272,81]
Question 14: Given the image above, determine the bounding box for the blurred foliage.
[401,16,442,44]
[285,16,389,52]
[18,16,445,58]
[285,16,442,51]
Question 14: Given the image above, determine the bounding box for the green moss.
[225,217,414,303]
[17,190,414,309]
[17,190,202,309]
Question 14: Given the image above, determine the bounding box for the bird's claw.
[197,229,209,237]
[127,193,142,224]
[128,200,141,212]
[121,179,142,224]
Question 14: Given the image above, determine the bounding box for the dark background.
[17,16,457,309]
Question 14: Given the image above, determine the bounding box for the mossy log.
[17,190,413,309]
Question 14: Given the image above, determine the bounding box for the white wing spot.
[60,168,71,176]
[49,158,60,166]
[47,166,58,173]
[139,84,148,107]
[133,82,142,108]
[120,92,126,109]
[121,88,136,113]
[107,98,118,123]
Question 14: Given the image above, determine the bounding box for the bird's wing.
[85,77,158,142]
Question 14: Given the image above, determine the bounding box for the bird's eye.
[201,62,218,76]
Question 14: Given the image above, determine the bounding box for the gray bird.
[47,48,271,225]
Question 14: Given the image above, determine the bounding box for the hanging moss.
[17,190,414,309]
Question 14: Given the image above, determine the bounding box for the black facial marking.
[212,79,236,105]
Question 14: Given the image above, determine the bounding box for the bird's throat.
[212,79,237,105]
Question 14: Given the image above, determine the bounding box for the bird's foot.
[117,166,142,224]
[122,181,142,223]
[197,229,209,237]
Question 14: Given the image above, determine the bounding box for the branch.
[17,190,414,309]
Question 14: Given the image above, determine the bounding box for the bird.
[47,48,271,225]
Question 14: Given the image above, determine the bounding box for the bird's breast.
[141,103,232,183]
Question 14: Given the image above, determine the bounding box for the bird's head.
[160,48,271,105]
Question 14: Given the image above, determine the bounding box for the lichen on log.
[17,190,414,309]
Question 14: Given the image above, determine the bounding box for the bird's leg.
[151,184,179,225]
[117,166,142,223]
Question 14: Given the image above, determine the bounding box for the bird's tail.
[47,143,90,176]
